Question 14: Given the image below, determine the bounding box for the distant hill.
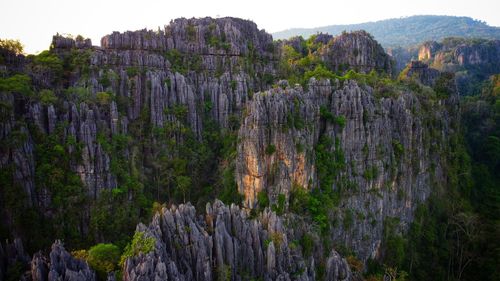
[272,15,500,47]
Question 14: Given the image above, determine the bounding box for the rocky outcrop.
[401,60,441,86]
[123,200,352,281]
[26,241,96,281]
[417,38,500,94]
[418,38,500,70]
[52,34,92,50]
[236,78,457,260]
[318,31,394,74]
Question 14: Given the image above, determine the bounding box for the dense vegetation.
[273,15,500,48]
[362,75,500,281]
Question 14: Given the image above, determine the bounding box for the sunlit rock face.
[236,77,458,260]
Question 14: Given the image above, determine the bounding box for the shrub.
[272,194,286,215]
[186,24,196,41]
[300,233,314,257]
[0,74,32,96]
[364,166,379,180]
[265,144,276,155]
[289,184,309,213]
[120,231,156,265]
[304,65,337,82]
[96,91,112,105]
[39,89,57,105]
[87,243,121,277]
[334,115,346,128]
[0,39,23,54]
[346,255,364,272]
[33,50,63,75]
[257,190,269,209]
[270,231,284,247]
[126,67,140,77]
[343,209,354,229]
[393,140,404,158]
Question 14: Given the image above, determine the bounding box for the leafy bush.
[265,144,276,155]
[120,231,155,265]
[126,67,140,77]
[0,38,23,54]
[96,92,112,105]
[257,190,269,209]
[39,89,57,105]
[271,194,286,215]
[0,74,32,95]
[304,65,337,82]
[301,233,314,258]
[33,50,63,75]
[392,140,404,158]
[186,24,196,41]
[363,166,379,180]
[289,184,310,213]
[87,243,121,278]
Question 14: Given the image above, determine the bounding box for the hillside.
[272,15,500,47]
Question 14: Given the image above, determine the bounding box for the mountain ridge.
[272,15,500,47]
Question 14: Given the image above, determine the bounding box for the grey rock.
[122,200,330,281]
[29,240,96,281]
[236,77,457,260]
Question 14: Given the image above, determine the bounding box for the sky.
[1,0,499,54]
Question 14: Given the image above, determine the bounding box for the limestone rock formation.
[318,31,394,74]
[16,240,96,281]
[122,200,324,281]
[418,38,500,94]
[401,60,441,86]
[236,77,458,260]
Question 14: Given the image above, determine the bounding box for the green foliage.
[219,164,243,205]
[271,194,286,215]
[265,144,276,155]
[120,231,155,265]
[304,65,337,82]
[0,74,32,95]
[126,67,140,77]
[34,124,88,248]
[289,184,309,213]
[87,243,121,278]
[186,24,197,41]
[39,89,57,105]
[392,140,404,158]
[319,106,347,129]
[300,233,314,258]
[257,190,269,209]
[0,38,24,54]
[165,49,186,74]
[96,91,112,105]
[363,166,379,181]
[343,209,354,230]
[315,136,344,190]
[32,50,63,76]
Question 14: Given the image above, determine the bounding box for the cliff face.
[417,38,500,94]
[122,200,352,281]
[236,77,458,260]
[318,31,394,74]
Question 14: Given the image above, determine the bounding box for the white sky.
[1,0,499,54]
